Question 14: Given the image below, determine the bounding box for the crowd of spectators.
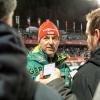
[57,46,90,58]
[60,32,86,41]
[21,29,86,41]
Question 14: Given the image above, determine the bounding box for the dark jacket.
[72,47,100,100]
[47,78,77,100]
[47,47,100,100]
[0,22,62,100]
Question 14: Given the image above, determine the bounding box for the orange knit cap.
[38,21,59,41]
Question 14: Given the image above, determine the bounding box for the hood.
[0,22,35,100]
[0,22,27,66]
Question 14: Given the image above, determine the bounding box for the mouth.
[46,47,54,51]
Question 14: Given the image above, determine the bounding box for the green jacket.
[27,45,71,87]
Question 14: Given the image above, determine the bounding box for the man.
[36,8,100,100]
[0,0,63,100]
[27,20,71,87]
[71,8,100,100]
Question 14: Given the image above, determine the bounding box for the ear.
[95,29,100,41]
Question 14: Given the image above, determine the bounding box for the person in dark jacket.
[0,0,63,100]
[36,8,100,100]
[0,21,64,100]
[71,8,100,100]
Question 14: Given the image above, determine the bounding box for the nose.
[49,38,54,45]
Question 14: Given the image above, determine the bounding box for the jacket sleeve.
[47,78,77,100]
[72,72,92,100]
[35,82,63,100]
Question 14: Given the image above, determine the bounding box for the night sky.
[15,0,98,30]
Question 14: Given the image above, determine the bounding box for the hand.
[35,68,61,84]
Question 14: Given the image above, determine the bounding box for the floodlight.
[96,0,100,6]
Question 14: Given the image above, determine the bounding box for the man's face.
[86,21,99,51]
[39,34,60,57]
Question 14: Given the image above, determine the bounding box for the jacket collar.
[88,46,100,67]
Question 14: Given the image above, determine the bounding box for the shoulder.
[27,46,42,59]
[27,46,47,67]
[73,61,99,89]
[32,45,41,53]
[77,61,98,77]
